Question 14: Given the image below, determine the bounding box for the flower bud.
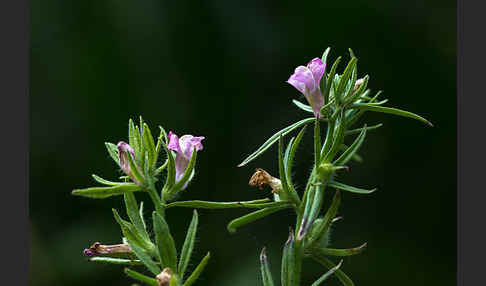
[117,141,141,185]
[156,268,173,286]
[316,163,348,183]
[249,168,282,194]
[353,78,365,93]
[83,242,132,257]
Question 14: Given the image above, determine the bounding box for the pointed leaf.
[105,142,120,166]
[89,257,143,266]
[92,174,123,186]
[72,184,142,199]
[314,243,367,257]
[182,252,211,286]
[178,210,199,280]
[310,255,355,286]
[334,125,367,166]
[328,181,376,194]
[336,58,357,102]
[124,268,158,286]
[285,126,307,195]
[152,212,178,270]
[292,99,313,113]
[124,193,150,241]
[344,123,382,136]
[238,118,315,167]
[227,203,293,233]
[324,56,341,103]
[350,103,433,126]
[307,191,341,248]
[126,149,146,185]
[260,247,275,286]
[311,260,343,286]
[126,237,161,275]
[166,199,290,210]
[142,123,157,170]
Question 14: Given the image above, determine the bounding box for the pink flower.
[167,131,205,189]
[117,141,140,185]
[287,58,326,118]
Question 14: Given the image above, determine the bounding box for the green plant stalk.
[146,176,165,217]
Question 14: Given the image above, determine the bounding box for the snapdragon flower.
[117,141,141,185]
[287,58,326,118]
[167,131,205,189]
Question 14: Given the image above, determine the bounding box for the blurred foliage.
[30,1,455,285]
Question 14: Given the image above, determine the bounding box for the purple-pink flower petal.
[306,58,326,87]
[287,66,316,93]
[167,131,205,188]
[167,131,181,153]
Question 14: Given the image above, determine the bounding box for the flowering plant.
[73,48,431,285]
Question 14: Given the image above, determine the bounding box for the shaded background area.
[30,1,455,285]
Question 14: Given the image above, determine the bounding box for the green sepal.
[333,125,367,166]
[310,260,343,286]
[72,183,142,199]
[328,181,376,194]
[227,203,293,233]
[162,143,176,192]
[142,123,157,171]
[344,75,369,105]
[324,56,341,104]
[182,252,211,286]
[237,117,315,167]
[281,230,294,286]
[105,142,120,166]
[168,147,197,198]
[126,148,146,185]
[152,211,178,270]
[89,257,143,266]
[91,174,124,186]
[314,118,321,169]
[349,103,433,126]
[124,193,150,241]
[124,268,158,286]
[260,247,275,286]
[178,210,198,280]
[310,255,355,286]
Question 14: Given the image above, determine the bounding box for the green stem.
[146,178,165,217]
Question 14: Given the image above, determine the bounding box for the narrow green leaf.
[178,210,199,280]
[155,126,167,158]
[350,103,433,126]
[281,230,294,286]
[311,260,343,286]
[338,145,363,163]
[238,118,315,167]
[105,142,120,166]
[336,58,358,102]
[139,201,146,229]
[313,243,367,257]
[154,159,169,176]
[292,99,313,113]
[227,203,292,233]
[182,252,211,286]
[112,209,154,254]
[92,174,123,186]
[321,47,331,65]
[286,126,307,193]
[307,191,341,248]
[345,91,382,127]
[324,56,341,103]
[142,123,157,171]
[334,125,367,166]
[89,257,143,266]
[128,119,140,156]
[345,123,382,136]
[260,247,275,286]
[278,136,292,201]
[152,212,178,270]
[165,198,272,209]
[328,181,376,194]
[124,193,150,241]
[126,238,161,275]
[72,184,142,199]
[310,255,355,286]
[124,268,158,286]
[320,48,330,103]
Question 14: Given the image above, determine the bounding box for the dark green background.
[30,1,455,285]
